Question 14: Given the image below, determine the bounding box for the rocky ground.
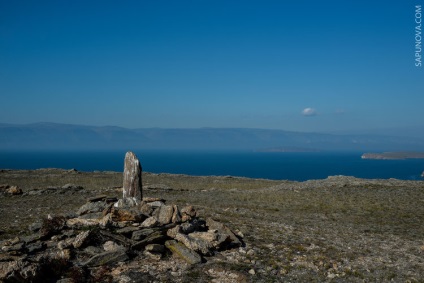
[1,169,424,282]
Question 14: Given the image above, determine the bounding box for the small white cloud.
[301,107,317,116]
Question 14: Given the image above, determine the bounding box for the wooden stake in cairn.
[122,151,142,202]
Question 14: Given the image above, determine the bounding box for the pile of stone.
[0,184,22,196]
[0,152,242,282]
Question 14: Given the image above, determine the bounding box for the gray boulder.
[157,205,174,225]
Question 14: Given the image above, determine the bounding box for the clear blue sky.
[1,0,423,132]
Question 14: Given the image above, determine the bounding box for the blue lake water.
[0,150,423,181]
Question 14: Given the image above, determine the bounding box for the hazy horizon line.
[2,121,424,136]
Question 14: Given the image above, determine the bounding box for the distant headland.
[361,152,424,160]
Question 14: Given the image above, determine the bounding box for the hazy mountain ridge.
[1,122,424,151]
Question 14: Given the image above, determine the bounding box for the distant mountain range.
[1,122,424,151]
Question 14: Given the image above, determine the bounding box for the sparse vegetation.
[1,169,424,281]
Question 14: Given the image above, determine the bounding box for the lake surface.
[0,150,423,181]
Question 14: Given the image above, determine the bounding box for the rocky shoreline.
[1,163,424,282]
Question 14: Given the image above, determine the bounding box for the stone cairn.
[0,151,243,282]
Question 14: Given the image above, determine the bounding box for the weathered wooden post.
[122,151,142,203]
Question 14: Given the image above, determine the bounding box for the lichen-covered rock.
[189,230,230,249]
[206,218,241,247]
[6,186,23,195]
[180,219,203,234]
[111,207,146,222]
[1,242,24,253]
[103,241,123,252]
[139,202,154,216]
[79,212,104,220]
[0,259,36,282]
[167,225,181,239]
[165,240,202,265]
[140,217,158,228]
[77,201,107,216]
[0,184,23,195]
[175,233,212,255]
[66,218,99,228]
[157,205,174,225]
[181,205,197,222]
[144,250,162,260]
[96,214,111,229]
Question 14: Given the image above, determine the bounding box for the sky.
[0,0,423,133]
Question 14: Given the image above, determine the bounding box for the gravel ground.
[1,169,423,282]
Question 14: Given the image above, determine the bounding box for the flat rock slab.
[88,195,107,202]
[147,201,165,208]
[131,228,155,241]
[77,201,107,216]
[165,240,202,265]
[132,231,166,250]
[83,249,129,267]
[115,226,140,235]
[66,218,99,228]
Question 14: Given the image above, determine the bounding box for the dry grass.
[1,169,424,282]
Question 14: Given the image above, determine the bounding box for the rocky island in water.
[361,151,424,160]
